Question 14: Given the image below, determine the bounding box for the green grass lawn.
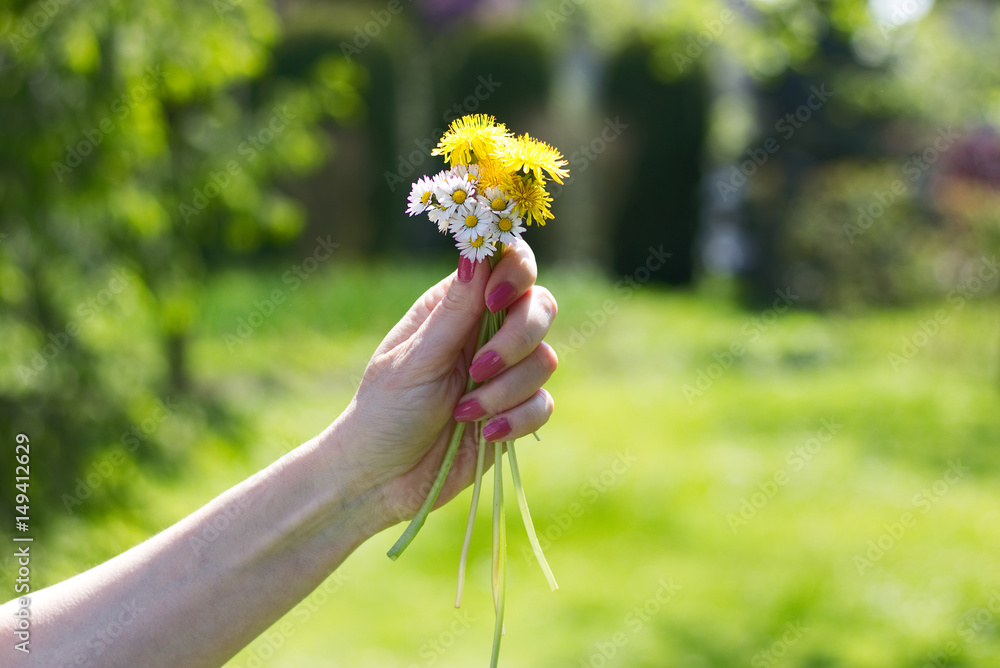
[33,260,1000,667]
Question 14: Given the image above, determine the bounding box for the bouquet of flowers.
[390,114,568,666]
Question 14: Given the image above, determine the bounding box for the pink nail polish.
[482,417,511,441]
[486,281,517,313]
[453,399,486,422]
[458,256,474,283]
[469,351,504,383]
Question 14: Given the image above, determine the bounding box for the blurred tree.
[738,31,890,306]
[605,39,708,285]
[0,0,363,524]
[781,161,938,309]
[708,0,1000,307]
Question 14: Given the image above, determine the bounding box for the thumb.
[411,255,490,367]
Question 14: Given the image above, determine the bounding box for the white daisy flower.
[480,186,513,217]
[435,174,475,211]
[488,212,525,246]
[456,234,496,262]
[450,200,493,242]
[429,169,453,199]
[406,175,437,216]
[432,168,453,186]
[428,206,452,234]
[452,163,480,181]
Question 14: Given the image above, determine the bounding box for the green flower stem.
[490,441,506,668]
[508,442,558,591]
[455,424,487,608]
[491,442,501,611]
[387,307,491,561]
[387,247,505,561]
[387,419,468,560]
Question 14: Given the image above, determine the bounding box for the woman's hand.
[1,244,557,668]
[336,241,558,531]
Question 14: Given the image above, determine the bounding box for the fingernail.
[486,281,517,313]
[453,399,486,422]
[458,256,474,283]
[482,417,511,441]
[469,351,504,383]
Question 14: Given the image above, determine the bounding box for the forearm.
[0,245,555,666]
[1,413,382,667]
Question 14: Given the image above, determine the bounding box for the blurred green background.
[2,0,999,666]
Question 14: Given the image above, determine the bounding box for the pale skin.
[1,241,558,667]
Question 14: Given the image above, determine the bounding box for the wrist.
[311,404,397,539]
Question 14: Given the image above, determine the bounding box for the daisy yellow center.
[453,189,467,204]
[490,197,506,211]
[420,191,432,205]
[470,236,484,248]
[464,214,478,228]
[498,218,512,232]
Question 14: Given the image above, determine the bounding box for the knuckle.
[536,342,559,375]
[532,286,558,321]
[518,254,538,281]
[420,290,439,313]
[516,325,538,353]
[441,288,467,314]
[479,394,500,418]
[510,238,536,266]
[538,388,555,416]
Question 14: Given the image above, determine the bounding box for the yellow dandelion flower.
[505,174,554,226]
[432,114,512,166]
[496,133,569,184]
[476,157,510,189]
